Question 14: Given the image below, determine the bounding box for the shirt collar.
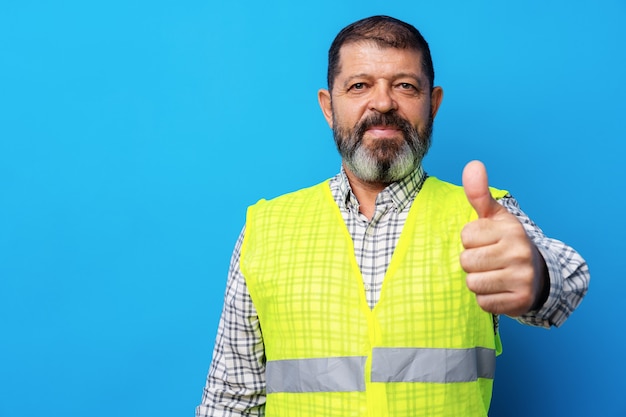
[336,164,427,213]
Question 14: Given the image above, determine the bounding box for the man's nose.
[369,84,398,113]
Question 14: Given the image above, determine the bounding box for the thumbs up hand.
[460,161,548,317]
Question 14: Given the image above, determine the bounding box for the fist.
[460,160,547,316]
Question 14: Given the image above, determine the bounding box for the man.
[196,15,589,417]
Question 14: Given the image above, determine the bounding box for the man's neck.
[343,165,390,220]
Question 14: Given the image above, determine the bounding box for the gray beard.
[333,112,433,183]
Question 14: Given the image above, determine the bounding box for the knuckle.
[518,287,535,309]
[476,296,496,314]
[465,273,478,291]
[459,250,471,270]
[460,225,472,246]
[513,243,533,262]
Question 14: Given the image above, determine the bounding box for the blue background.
[1,1,624,416]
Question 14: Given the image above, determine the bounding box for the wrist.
[530,244,550,311]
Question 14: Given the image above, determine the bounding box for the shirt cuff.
[516,243,564,328]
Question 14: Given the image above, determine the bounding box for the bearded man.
[196,15,589,417]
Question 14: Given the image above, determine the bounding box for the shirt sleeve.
[498,196,590,328]
[195,226,267,417]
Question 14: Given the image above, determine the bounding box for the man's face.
[318,42,443,184]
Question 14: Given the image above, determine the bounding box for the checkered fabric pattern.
[195,166,589,417]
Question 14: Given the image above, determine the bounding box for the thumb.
[462,160,501,218]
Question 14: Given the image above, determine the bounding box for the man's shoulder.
[424,176,508,201]
[251,180,331,209]
[423,176,465,196]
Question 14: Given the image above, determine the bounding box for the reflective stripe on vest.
[371,347,495,383]
[266,356,366,393]
[266,347,495,393]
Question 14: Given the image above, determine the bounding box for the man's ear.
[430,86,444,119]
[318,88,333,128]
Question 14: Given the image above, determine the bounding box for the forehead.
[336,41,424,80]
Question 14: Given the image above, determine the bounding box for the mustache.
[354,112,414,139]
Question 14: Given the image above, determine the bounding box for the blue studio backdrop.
[1,1,624,416]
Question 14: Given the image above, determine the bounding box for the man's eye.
[351,83,365,90]
[399,83,415,90]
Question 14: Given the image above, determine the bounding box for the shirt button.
[364,284,371,291]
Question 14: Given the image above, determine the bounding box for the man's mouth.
[365,125,402,139]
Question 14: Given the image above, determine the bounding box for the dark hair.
[327,15,435,92]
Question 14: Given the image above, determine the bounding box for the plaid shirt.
[196,166,589,417]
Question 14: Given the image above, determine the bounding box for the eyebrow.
[341,73,369,89]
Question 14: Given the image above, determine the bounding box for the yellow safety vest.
[241,177,508,417]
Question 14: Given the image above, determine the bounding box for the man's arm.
[499,196,590,327]
[460,161,589,325]
[196,227,267,417]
